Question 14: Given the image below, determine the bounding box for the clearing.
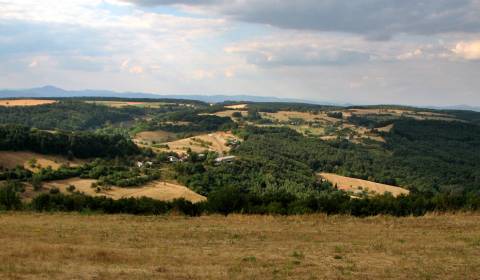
[133,130,178,145]
[0,151,84,172]
[225,104,248,110]
[262,111,340,124]
[44,178,206,203]
[0,99,57,107]
[155,131,239,155]
[319,172,409,197]
[0,212,479,279]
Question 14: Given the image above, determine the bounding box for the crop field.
[0,151,84,172]
[0,213,479,279]
[0,99,57,107]
[319,173,410,197]
[44,178,206,203]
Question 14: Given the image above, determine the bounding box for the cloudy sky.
[0,0,479,106]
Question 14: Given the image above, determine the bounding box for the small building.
[167,156,179,163]
[136,161,144,168]
[214,155,236,164]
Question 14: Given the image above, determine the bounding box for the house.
[214,155,236,164]
[167,156,179,163]
[136,161,144,168]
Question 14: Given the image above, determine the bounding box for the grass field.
[0,151,84,172]
[319,173,409,197]
[156,131,238,155]
[0,99,57,107]
[0,212,479,279]
[44,178,206,203]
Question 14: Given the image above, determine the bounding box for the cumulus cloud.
[452,40,480,60]
[124,0,480,39]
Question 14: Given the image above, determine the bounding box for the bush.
[0,181,22,210]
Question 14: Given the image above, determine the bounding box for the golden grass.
[225,104,248,109]
[0,212,479,279]
[85,101,170,108]
[319,173,410,197]
[0,99,57,107]
[44,178,206,203]
[158,131,238,155]
[262,111,340,124]
[0,151,84,172]
[203,110,248,119]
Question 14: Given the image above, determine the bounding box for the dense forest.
[0,125,138,158]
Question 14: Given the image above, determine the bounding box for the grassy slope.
[0,213,479,279]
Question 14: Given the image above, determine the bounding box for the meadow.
[0,212,479,279]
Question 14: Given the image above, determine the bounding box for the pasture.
[0,151,83,172]
[0,213,479,279]
[319,173,410,197]
[44,178,206,203]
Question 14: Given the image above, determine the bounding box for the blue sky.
[0,0,479,106]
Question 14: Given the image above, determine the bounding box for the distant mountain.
[429,105,480,112]
[0,85,336,105]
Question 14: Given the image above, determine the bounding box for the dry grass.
[225,104,248,109]
[134,130,177,144]
[0,99,57,107]
[158,131,238,155]
[262,111,340,124]
[203,110,248,119]
[319,173,410,197]
[0,212,479,279]
[0,151,84,172]
[44,178,206,203]
[85,101,171,108]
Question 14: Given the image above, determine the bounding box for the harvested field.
[0,99,56,107]
[225,104,248,109]
[1,212,479,279]
[319,173,409,197]
[44,178,206,203]
[158,131,239,155]
[0,151,84,172]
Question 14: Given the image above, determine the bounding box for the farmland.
[85,100,173,108]
[0,99,57,107]
[0,212,479,279]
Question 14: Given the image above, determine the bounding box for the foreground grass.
[1,213,479,279]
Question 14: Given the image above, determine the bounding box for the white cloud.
[452,41,480,60]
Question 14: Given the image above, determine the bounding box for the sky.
[0,0,479,106]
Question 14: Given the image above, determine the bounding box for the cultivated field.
[0,151,84,172]
[157,131,239,155]
[0,99,56,107]
[0,213,479,279]
[319,173,409,197]
[44,178,206,203]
